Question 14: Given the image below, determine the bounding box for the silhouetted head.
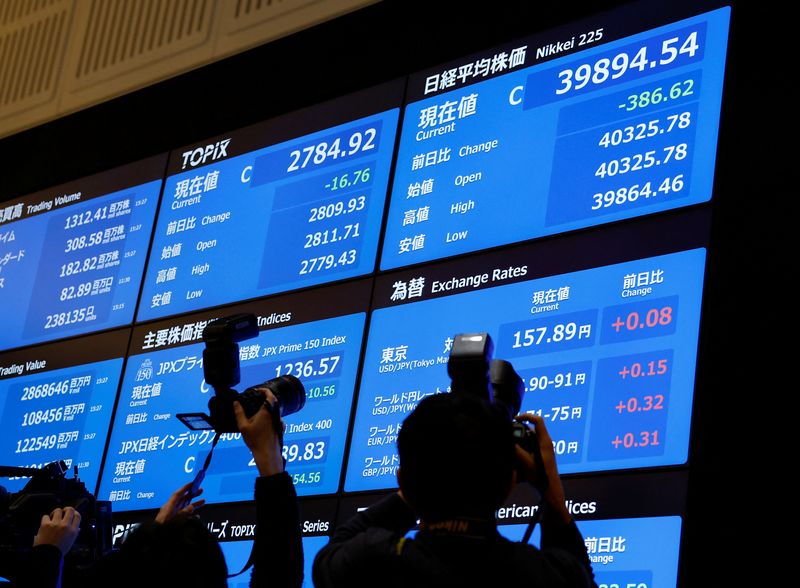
[397,392,515,522]
[116,514,227,588]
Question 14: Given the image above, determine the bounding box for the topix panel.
[380,2,729,270]
[101,280,371,511]
[345,232,707,492]
[0,156,165,351]
[0,330,128,493]
[137,82,403,322]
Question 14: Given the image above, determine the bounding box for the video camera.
[178,313,306,434]
[447,333,548,491]
[0,461,112,569]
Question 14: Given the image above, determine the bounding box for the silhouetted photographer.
[0,460,105,588]
[85,383,303,588]
[89,314,304,588]
[313,333,596,588]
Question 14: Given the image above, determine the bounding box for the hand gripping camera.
[177,313,306,434]
[447,333,548,492]
[175,314,307,578]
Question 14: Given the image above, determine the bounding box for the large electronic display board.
[0,156,165,351]
[137,82,403,322]
[0,2,732,585]
[100,280,370,511]
[346,212,709,492]
[380,5,729,270]
[0,330,128,493]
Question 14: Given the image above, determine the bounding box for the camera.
[447,333,548,491]
[179,313,306,434]
[0,461,112,571]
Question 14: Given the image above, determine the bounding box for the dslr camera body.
[178,313,306,434]
[447,333,548,491]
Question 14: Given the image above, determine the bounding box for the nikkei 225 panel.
[137,81,403,321]
[0,156,165,351]
[380,3,729,270]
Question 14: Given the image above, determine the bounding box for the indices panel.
[101,280,370,511]
[345,245,706,492]
[0,156,165,351]
[0,330,128,493]
[137,82,403,322]
[380,5,729,270]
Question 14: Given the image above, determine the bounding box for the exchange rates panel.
[101,280,370,511]
[0,330,127,493]
[137,82,403,321]
[380,2,729,269]
[500,516,681,587]
[345,244,705,492]
[0,156,165,351]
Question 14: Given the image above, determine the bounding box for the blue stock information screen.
[137,108,399,321]
[0,7,722,581]
[99,313,365,511]
[345,248,705,492]
[0,358,123,493]
[500,516,681,587]
[0,180,161,350]
[381,7,728,269]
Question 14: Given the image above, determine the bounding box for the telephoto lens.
[239,375,306,418]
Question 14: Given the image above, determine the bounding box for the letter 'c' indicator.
[509,86,524,105]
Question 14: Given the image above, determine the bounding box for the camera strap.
[420,518,498,538]
[228,546,257,579]
[189,431,221,496]
[189,433,258,579]
[520,499,544,544]
[225,403,285,579]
